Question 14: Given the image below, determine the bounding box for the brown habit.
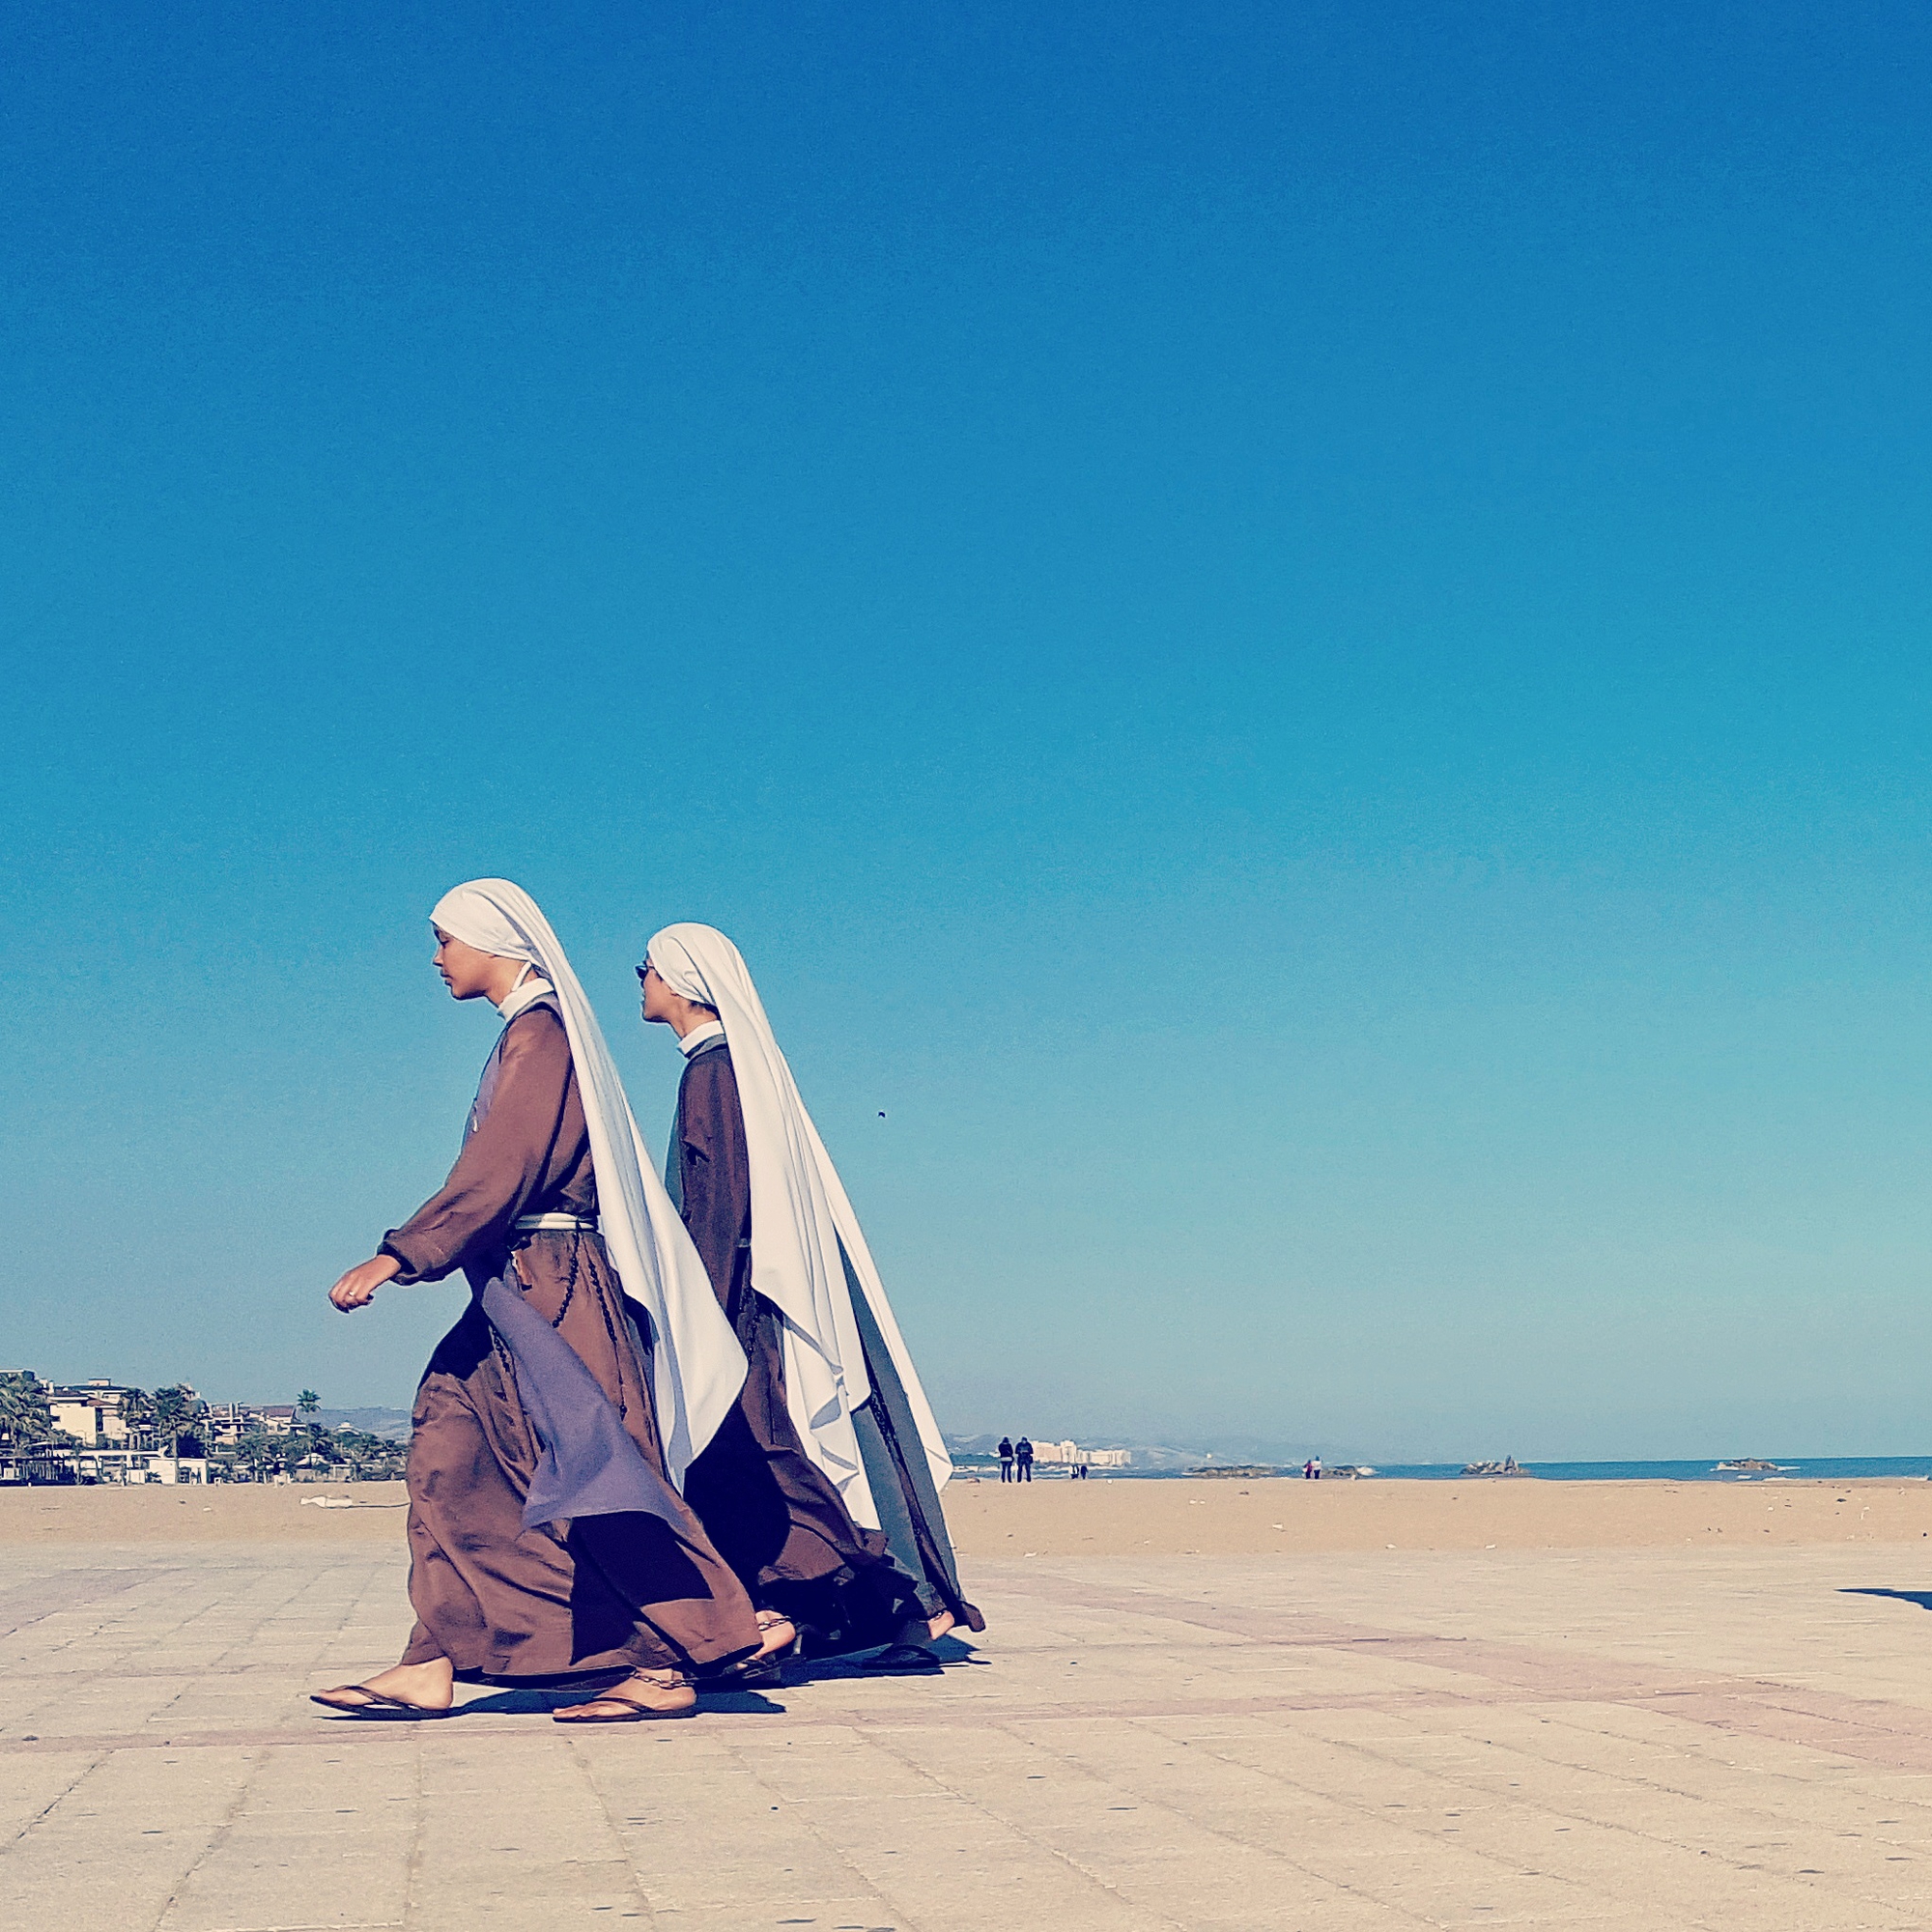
[380,1002,757,1681]
[673,1036,978,1649]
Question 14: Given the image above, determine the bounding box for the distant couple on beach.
[311,881,980,1723]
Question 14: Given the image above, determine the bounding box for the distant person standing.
[1015,1436,1034,1483]
[1302,1458,1315,1481]
[998,1436,1014,1484]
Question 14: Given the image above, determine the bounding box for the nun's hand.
[329,1256,402,1312]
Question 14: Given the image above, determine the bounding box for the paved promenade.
[8,1540,1932,1929]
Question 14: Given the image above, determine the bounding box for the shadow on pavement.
[451,1687,582,1715]
[694,1688,788,1715]
[1842,1588,1932,1612]
[783,1634,986,1685]
[449,1685,788,1718]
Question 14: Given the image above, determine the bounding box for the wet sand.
[7,1472,1932,1552]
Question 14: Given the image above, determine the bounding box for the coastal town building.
[3,1372,361,1486]
[203,1402,297,1443]
[1028,1440,1131,1468]
[0,1444,207,1486]
[71,1446,208,1485]
[46,1380,144,1446]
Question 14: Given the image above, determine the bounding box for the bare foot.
[752,1611,797,1662]
[553,1669,696,1722]
[874,1609,952,1659]
[695,1610,797,1689]
[312,1657,454,1714]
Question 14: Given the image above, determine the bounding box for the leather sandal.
[310,1683,452,1720]
[553,1670,696,1722]
[699,1610,798,1690]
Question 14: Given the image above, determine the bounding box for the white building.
[1027,1440,1131,1468]
[73,1447,207,1485]
[204,1402,297,1443]
[0,1445,206,1486]
[47,1380,139,1445]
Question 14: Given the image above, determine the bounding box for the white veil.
[646,923,953,1526]
[431,881,746,1485]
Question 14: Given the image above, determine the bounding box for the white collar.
[497,971,555,1021]
[678,1018,726,1058]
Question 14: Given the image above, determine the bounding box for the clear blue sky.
[5,2,1932,1461]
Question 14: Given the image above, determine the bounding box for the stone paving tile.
[1151,1702,1918,1930]
[156,1743,417,1932]
[2,1747,255,1929]
[0,1749,99,1836]
[576,1731,906,1922]
[650,1900,911,1931]
[15,1544,1932,1928]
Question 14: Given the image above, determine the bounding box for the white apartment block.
[1027,1440,1131,1468]
[47,1380,139,1445]
[204,1403,297,1442]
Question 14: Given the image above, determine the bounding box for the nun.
[311,881,768,1722]
[639,923,982,1672]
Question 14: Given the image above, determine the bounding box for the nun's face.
[638,959,676,1024]
[433,927,503,1002]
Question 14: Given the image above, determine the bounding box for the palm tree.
[298,1389,321,1421]
[0,1372,55,1448]
[120,1387,156,1445]
[150,1384,200,1454]
[229,1428,265,1481]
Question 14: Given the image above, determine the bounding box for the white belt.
[513,1213,597,1232]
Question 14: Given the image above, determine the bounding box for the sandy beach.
[9,1471,1932,1551]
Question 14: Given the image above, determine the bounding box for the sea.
[1367,1458,1932,1484]
[1075,1458,1932,1483]
[960,1455,1932,1483]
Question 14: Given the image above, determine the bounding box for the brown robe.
[673,1037,933,1650]
[380,1003,758,1682]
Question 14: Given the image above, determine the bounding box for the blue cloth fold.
[478,1264,685,1532]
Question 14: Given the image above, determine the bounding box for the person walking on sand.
[1015,1436,1034,1482]
[998,1436,1014,1483]
[310,881,767,1725]
[640,923,983,1673]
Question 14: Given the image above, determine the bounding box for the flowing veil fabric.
[431,881,746,1485]
[646,923,953,1528]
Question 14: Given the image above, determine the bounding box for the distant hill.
[320,1406,412,1441]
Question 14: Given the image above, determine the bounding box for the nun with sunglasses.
[639,924,982,1676]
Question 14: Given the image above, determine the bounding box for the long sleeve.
[382,1008,578,1284]
[677,1049,752,1312]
